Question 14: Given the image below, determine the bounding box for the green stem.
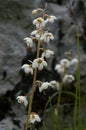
[74,82,78,130]
[77,27,81,112]
[44,90,79,113]
[54,82,63,130]
[74,26,81,130]
[77,27,81,129]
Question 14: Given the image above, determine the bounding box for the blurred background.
[0,0,86,130]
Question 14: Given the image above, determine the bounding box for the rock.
[0,24,26,94]
[0,0,45,95]
[46,0,70,5]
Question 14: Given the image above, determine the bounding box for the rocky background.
[0,0,86,130]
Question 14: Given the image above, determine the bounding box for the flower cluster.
[38,81,60,93]
[16,6,79,130]
[55,58,78,74]
[55,58,78,84]
[16,7,57,126]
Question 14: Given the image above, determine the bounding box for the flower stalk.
[25,38,41,130]
[74,26,81,130]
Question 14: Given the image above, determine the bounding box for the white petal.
[24,99,28,107]
[43,61,47,67]
[35,115,41,122]
[70,58,78,68]
[46,37,50,43]
[55,64,60,70]
[63,75,75,84]
[24,67,30,74]
[32,60,38,68]
[16,96,28,107]
[55,64,65,74]
[39,87,42,92]
[30,113,41,123]
[51,35,54,40]
[30,68,33,75]
[21,64,29,69]
[36,23,40,28]
[32,9,38,14]
[31,30,37,35]
[50,80,60,90]
[24,37,33,47]
[33,19,37,25]
[60,59,70,68]
[39,64,43,70]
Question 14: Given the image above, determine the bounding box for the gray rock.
[0,0,45,94]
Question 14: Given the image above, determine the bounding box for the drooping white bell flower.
[33,17,45,29]
[70,58,78,69]
[32,9,38,15]
[50,80,60,90]
[45,15,57,23]
[24,37,33,48]
[32,8,43,15]
[39,82,51,92]
[31,29,43,39]
[30,112,41,124]
[43,32,54,43]
[55,64,65,75]
[21,64,33,75]
[63,74,75,84]
[60,59,71,69]
[31,30,40,38]
[16,96,28,107]
[32,58,47,70]
[41,49,54,59]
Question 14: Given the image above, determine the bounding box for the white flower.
[32,8,43,15]
[43,32,54,43]
[63,74,75,84]
[39,82,51,92]
[33,17,45,28]
[55,64,65,75]
[31,30,40,38]
[60,59,70,69]
[21,64,33,75]
[16,96,28,107]
[45,15,57,23]
[50,80,60,90]
[30,112,41,124]
[41,49,54,58]
[70,58,78,69]
[24,37,33,48]
[32,58,47,70]
[32,9,38,15]
[31,30,43,39]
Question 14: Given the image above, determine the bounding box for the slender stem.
[74,82,78,130]
[25,39,41,130]
[74,26,81,130]
[77,27,81,129]
[77,27,80,113]
[54,82,63,130]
